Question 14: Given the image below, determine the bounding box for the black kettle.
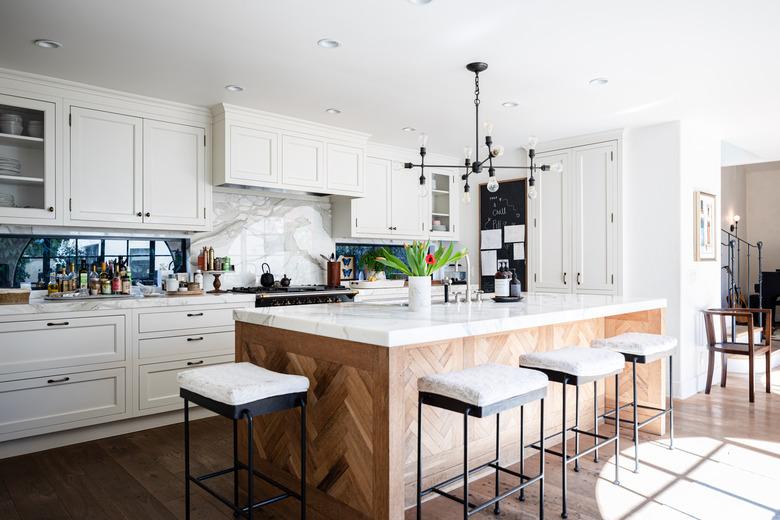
[260,263,274,288]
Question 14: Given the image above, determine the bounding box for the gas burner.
[230,284,356,307]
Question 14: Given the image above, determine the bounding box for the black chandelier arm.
[406,162,552,171]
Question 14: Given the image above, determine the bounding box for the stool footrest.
[236,462,302,500]
[421,459,497,497]
[529,433,617,463]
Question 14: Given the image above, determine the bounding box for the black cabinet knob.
[136,212,142,217]
[47,206,54,212]
[145,212,151,217]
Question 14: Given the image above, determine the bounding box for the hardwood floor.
[0,368,778,520]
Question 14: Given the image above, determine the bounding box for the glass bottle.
[100,262,111,295]
[89,264,100,296]
[79,260,88,289]
[69,262,76,291]
[112,264,121,294]
[47,272,59,295]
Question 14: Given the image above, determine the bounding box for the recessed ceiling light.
[408,0,433,4]
[325,108,341,114]
[402,126,416,132]
[33,39,62,49]
[317,39,341,49]
[589,77,609,86]
[501,101,519,108]
[224,85,244,92]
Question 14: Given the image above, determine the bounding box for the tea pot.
[260,263,274,288]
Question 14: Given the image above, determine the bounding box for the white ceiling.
[1,0,779,160]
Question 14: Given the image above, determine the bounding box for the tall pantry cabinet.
[531,138,618,295]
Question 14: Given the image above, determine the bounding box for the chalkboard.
[478,179,527,292]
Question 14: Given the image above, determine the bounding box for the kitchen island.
[233,293,667,519]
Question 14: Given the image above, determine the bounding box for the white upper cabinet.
[69,107,143,224]
[326,143,363,195]
[391,167,426,236]
[228,125,279,186]
[212,104,368,196]
[281,134,325,189]
[531,138,619,295]
[572,142,616,292]
[352,157,391,235]
[533,150,570,292]
[0,93,57,224]
[427,170,459,239]
[143,119,206,228]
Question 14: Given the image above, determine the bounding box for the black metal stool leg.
[669,355,674,450]
[184,399,191,520]
[233,419,239,517]
[574,384,580,472]
[614,374,620,486]
[463,408,470,520]
[493,413,500,514]
[539,398,545,520]
[246,411,254,520]
[593,380,599,463]
[300,399,307,520]
[417,398,423,520]
[519,405,525,502]
[561,378,568,519]
[632,359,639,473]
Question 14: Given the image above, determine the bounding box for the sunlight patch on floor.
[594,436,780,519]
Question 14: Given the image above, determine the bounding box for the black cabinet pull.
[47,206,54,212]
[46,321,69,327]
[186,312,203,317]
[186,360,204,366]
[47,377,70,384]
[145,212,151,217]
[577,273,582,285]
[136,211,142,217]
[187,337,204,342]
[562,272,567,285]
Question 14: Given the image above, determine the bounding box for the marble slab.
[0,293,256,316]
[234,292,667,347]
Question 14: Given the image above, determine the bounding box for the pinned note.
[504,224,525,243]
[513,242,525,260]
[480,229,502,250]
[481,250,497,276]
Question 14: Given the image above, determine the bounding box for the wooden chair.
[702,308,773,402]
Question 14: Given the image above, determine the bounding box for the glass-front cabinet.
[428,170,459,239]
[0,93,56,222]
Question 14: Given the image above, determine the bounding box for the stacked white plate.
[27,120,43,138]
[0,114,23,135]
[0,156,21,176]
[0,193,15,208]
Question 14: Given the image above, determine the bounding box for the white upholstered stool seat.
[592,332,677,358]
[177,362,309,406]
[417,364,548,407]
[519,346,625,378]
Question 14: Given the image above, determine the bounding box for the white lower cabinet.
[0,367,126,441]
[138,354,233,412]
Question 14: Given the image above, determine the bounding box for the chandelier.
[404,62,561,202]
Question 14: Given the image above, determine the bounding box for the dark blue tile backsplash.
[335,243,408,279]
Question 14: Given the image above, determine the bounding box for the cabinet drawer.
[0,368,126,437]
[138,331,233,360]
[138,355,233,411]
[138,307,236,333]
[0,315,125,375]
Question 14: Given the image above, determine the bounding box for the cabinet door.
[143,120,206,227]
[0,93,57,222]
[391,167,425,236]
[69,107,143,224]
[429,171,459,239]
[229,124,279,186]
[572,142,617,293]
[533,150,571,291]
[326,143,364,195]
[281,134,325,189]
[353,157,391,235]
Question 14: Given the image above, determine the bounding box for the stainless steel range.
[230,285,357,307]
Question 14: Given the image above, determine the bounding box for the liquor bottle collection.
[47,257,133,296]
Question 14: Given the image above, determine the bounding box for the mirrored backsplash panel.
[0,234,189,288]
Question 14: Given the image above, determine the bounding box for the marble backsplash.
[190,190,335,289]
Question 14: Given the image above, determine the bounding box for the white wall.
[745,162,780,272]
[720,165,748,305]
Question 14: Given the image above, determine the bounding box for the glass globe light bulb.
[552,162,563,173]
[734,214,741,223]
[527,185,538,200]
[490,144,505,158]
[418,133,429,147]
[419,181,428,198]
[527,135,539,150]
[462,189,472,204]
[487,176,500,193]
[464,146,473,160]
[483,121,494,136]
[392,161,404,171]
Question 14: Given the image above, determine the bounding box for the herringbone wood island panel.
[235,308,664,519]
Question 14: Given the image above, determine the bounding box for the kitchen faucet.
[464,253,472,303]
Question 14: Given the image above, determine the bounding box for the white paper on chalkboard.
[504,224,525,243]
[480,229,502,249]
[513,242,525,261]
[481,250,497,276]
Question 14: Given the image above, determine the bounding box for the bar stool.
[519,347,625,519]
[592,332,676,472]
[177,362,309,519]
[416,364,548,519]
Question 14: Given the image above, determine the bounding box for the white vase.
[407,276,432,312]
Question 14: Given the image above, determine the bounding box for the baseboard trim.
[0,407,215,459]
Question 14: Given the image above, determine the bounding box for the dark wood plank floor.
[1,367,777,519]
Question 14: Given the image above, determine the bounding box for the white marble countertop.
[0,292,256,316]
[234,292,667,347]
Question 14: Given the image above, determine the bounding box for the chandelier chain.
[474,73,480,106]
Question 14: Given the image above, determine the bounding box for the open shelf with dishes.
[0,94,55,220]
[429,172,455,235]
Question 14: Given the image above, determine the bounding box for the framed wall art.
[694,191,717,261]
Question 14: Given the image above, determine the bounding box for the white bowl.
[0,122,23,135]
[26,124,43,138]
